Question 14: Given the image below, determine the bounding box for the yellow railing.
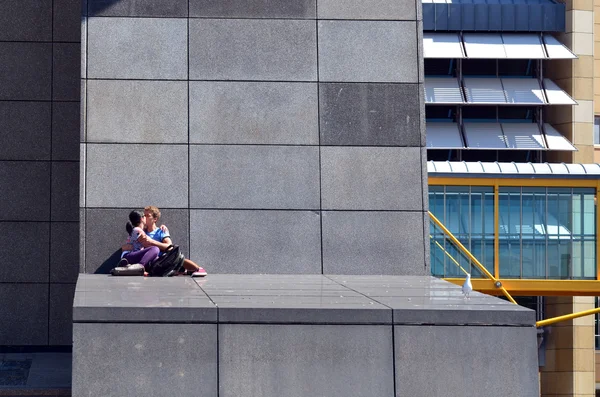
[536,307,600,327]
[429,211,517,304]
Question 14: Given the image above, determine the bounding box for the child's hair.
[126,210,144,235]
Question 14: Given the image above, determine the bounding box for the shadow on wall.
[85,0,124,273]
[86,0,124,14]
[94,250,122,274]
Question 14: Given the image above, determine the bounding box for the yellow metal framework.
[429,176,600,297]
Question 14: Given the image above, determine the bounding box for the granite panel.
[53,43,81,101]
[152,208,191,257]
[391,305,535,326]
[189,0,315,18]
[73,323,217,397]
[79,208,86,273]
[83,208,190,274]
[319,83,421,146]
[189,81,318,145]
[417,20,424,83]
[318,21,418,83]
[80,81,86,141]
[0,284,48,345]
[49,283,76,345]
[73,282,216,322]
[81,18,86,79]
[189,145,320,209]
[53,0,82,42]
[197,274,349,292]
[83,208,132,273]
[320,146,424,210]
[87,80,188,143]
[86,144,188,208]
[322,211,427,275]
[79,144,86,207]
[0,162,50,221]
[50,222,80,283]
[87,18,187,79]
[189,19,317,81]
[216,303,391,324]
[0,101,51,161]
[0,43,52,100]
[52,101,80,161]
[88,0,188,16]
[0,0,52,41]
[219,324,394,397]
[0,222,50,283]
[394,325,539,396]
[52,162,79,221]
[317,0,416,20]
[190,210,321,273]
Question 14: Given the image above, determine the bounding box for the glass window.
[429,185,596,280]
[594,116,600,145]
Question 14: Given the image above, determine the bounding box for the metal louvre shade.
[463,123,507,149]
[543,35,577,59]
[423,32,465,58]
[463,33,506,58]
[501,123,545,149]
[543,79,577,105]
[426,122,464,149]
[463,78,507,104]
[544,124,577,151]
[501,33,546,59]
[424,78,464,104]
[423,33,577,60]
[502,78,545,105]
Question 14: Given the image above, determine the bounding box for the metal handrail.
[536,307,600,327]
[429,211,518,304]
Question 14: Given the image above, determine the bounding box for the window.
[594,116,600,145]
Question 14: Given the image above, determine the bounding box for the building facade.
[1,0,599,396]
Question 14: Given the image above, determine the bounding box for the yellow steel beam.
[536,307,600,327]
[429,177,599,188]
[445,278,600,296]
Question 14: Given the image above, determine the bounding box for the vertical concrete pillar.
[81,0,428,275]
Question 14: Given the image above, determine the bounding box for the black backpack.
[147,245,185,277]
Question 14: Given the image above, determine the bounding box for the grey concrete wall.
[0,0,80,346]
[81,0,428,275]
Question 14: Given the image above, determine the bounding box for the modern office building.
[1,0,599,396]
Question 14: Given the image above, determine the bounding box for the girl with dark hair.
[119,210,160,272]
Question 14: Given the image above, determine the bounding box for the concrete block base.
[73,274,539,397]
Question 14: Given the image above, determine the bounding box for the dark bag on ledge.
[147,245,185,277]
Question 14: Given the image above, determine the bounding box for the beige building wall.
[595,0,600,162]
[546,0,595,164]
[540,2,596,397]
[542,297,596,396]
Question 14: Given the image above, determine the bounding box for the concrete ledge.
[73,274,539,397]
